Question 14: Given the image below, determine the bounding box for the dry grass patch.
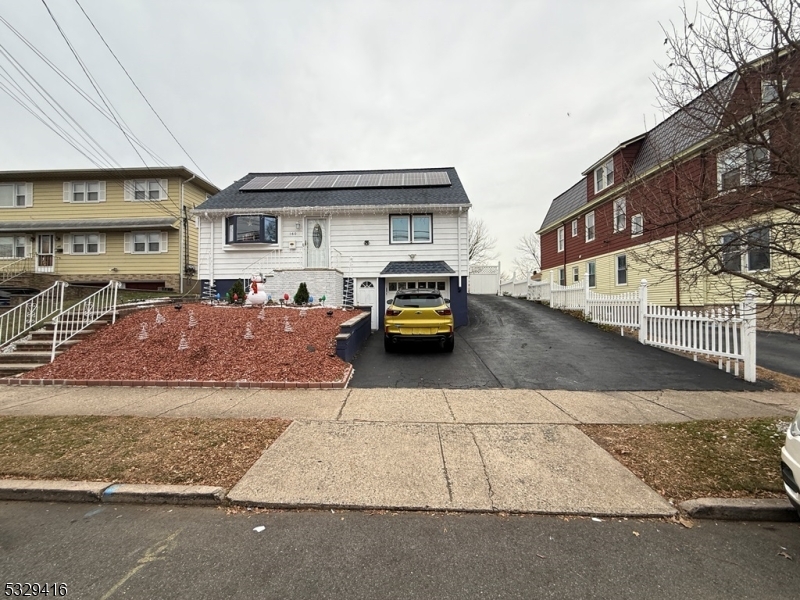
[580,417,790,503]
[0,416,290,488]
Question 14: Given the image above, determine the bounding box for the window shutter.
[160,231,169,252]
[25,183,33,207]
[63,234,71,255]
[98,181,106,202]
[159,179,168,200]
[123,181,133,201]
[123,232,132,253]
[98,233,106,254]
[63,182,71,203]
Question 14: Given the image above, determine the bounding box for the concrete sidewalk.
[2,386,797,516]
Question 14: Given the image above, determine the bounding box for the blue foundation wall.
[450,276,468,328]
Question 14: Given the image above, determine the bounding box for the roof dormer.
[582,133,646,201]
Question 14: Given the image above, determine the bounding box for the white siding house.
[194,168,472,329]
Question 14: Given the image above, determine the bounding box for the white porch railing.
[0,281,67,347]
[50,281,120,362]
[520,272,757,382]
[0,255,33,284]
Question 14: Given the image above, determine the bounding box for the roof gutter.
[192,203,472,216]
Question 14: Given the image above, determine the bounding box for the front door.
[306,219,328,268]
[357,279,378,330]
[36,234,54,273]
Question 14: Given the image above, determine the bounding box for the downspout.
[457,207,463,291]
[207,212,214,294]
[673,165,681,309]
[562,220,567,284]
[179,175,196,294]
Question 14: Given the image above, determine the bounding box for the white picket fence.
[523,273,757,382]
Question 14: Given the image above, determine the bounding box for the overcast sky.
[0,0,690,273]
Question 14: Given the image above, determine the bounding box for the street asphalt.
[758,329,800,378]
[3,502,800,599]
[350,295,769,390]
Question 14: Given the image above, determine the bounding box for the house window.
[613,197,626,232]
[631,213,644,237]
[762,79,785,104]
[718,138,770,190]
[70,233,101,255]
[557,226,564,252]
[558,268,566,286]
[125,179,167,201]
[594,158,614,193]
[0,183,28,208]
[572,266,579,283]
[388,282,398,292]
[720,232,743,272]
[225,215,279,244]
[587,261,596,288]
[124,231,167,254]
[437,281,446,291]
[0,235,26,259]
[585,211,595,242]
[69,181,103,203]
[616,254,627,285]
[571,219,578,237]
[390,215,432,244]
[746,226,770,271]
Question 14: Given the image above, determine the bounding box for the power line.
[0,14,170,167]
[74,0,210,181]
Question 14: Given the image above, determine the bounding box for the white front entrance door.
[357,279,378,330]
[36,234,54,273]
[306,219,328,268]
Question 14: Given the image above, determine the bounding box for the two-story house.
[537,50,799,325]
[194,167,472,329]
[0,167,218,292]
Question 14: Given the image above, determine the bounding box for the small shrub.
[228,280,246,304]
[294,282,310,305]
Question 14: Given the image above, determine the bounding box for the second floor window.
[226,215,279,244]
[571,219,578,237]
[613,197,626,232]
[585,211,595,242]
[594,158,614,193]
[390,214,432,244]
[631,213,644,236]
[718,138,770,190]
[0,183,30,208]
[557,226,564,252]
[125,179,168,201]
[64,181,105,203]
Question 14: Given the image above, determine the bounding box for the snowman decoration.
[244,273,268,306]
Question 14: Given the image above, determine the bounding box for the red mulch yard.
[23,304,361,383]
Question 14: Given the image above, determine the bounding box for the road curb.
[0,479,227,507]
[679,497,800,521]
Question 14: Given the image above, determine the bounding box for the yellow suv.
[384,289,454,352]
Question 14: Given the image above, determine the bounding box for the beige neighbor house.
[0,167,218,293]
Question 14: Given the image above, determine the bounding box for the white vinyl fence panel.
[527,281,551,302]
[469,263,501,295]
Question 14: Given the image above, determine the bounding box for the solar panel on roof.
[425,171,450,185]
[381,173,403,186]
[240,176,275,190]
[333,174,359,187]
[264,176,294,189]
[356,173,382,187]
[404,173,426,186]
[312,174,339,188]
[286,175,318,189]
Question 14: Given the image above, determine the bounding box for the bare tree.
[512,232,541,279]
[468,217,498,264]
[629,0,800,329]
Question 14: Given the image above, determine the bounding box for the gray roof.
[632,74,738,176]
[0,217,177,232]
[196,167,471,212]
[538,73,739,233]
[380,261,455,276]
[538,180,586,232]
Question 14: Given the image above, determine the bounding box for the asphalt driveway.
[757,329,800,378]
[349,295,767,390]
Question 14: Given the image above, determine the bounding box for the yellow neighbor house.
[0,167,218,292]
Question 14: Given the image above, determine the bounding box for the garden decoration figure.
[155,309,166,325]
[188,310,197,328]
[138,323,149,340]
[244,322,254,340]
[258,307,266,320]
[245,274,267,306]
[178,332,189,350]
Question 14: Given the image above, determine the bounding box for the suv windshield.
[392,293,444,308]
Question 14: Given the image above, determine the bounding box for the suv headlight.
[790,410,800,438]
